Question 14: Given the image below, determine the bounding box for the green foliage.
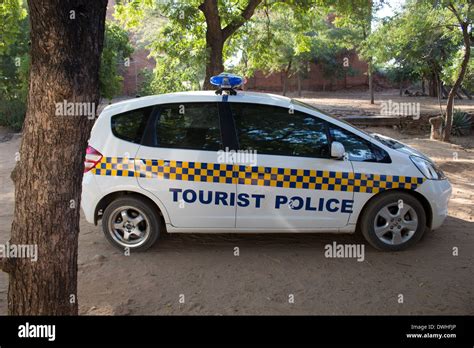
[441,47,474,91]
[0,0,29,131]
[115,1,208,93]
[451,109,471,136]
[368,0,470,86]
[328,0,381,71]
[381,64,419,85]
[0,97,26,131]
[231,2,358,86]
[0,0,27,55]
[115,0,375,93]
[137,68,154,96]
[99,23,134,100]
[1,8,134,130]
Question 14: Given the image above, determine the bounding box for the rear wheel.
[102,197,160,252]
[360,192,426,251]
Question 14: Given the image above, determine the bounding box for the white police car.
[82,74,452,252]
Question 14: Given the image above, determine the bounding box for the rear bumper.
[81,172,100,224]
[417,179,452,230]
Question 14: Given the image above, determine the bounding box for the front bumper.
[417,178,452,230]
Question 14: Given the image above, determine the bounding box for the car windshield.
[290,99,404,149]
[369,134,404,149]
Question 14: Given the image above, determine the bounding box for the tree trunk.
[2,0,107,315]
[203,38,224,90]
[441,83,449,99]
[282,59,292,96]
[365,2,374,104]
[428,72,439,97]
[199,0,262,90]
[368,70,374,104]
[297,71,302,97]
[442,22,471,142]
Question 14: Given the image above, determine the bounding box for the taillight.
[84,145,103,173]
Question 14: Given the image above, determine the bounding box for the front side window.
[329,125,390,163]
[231,103,330,158]
[154,103,222,151]
[111,107,152,144]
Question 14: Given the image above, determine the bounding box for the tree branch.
[222,0,262,40]
[447,2,464,26]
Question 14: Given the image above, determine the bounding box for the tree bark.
[282,59,292,96]
[199,0,224,90]
[442,19,471,142]
[297,71,302,97]
[3,0,107,315]
[428,72,440,97]
[368,60,374,104]
[204,37,225,90]
[199,0,262,89]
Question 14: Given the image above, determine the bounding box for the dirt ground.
[0,94,473,315]
[287,89,474,117]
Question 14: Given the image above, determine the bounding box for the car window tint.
[329,126,378,162]
[231,103,330,158]
[155,103,222,151]
[111,107,152,144]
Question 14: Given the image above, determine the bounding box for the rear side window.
[154,102,222,151]
[230,103,330,158]
[329,125,391,163]
[111,107,152,144]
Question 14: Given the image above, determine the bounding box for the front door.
[229,102,354,231]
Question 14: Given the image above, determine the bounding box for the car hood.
[371,133,432,162]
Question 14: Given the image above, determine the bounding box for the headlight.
[410,155,446,180]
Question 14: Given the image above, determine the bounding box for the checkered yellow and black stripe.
[91,157,425,194]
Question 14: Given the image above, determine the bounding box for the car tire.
[102,196,161,252]
[360,191,426,251]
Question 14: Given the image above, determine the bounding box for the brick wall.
[246,51,369,93]
[107,0,155,96]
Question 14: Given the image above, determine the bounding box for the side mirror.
[331,141,345,159]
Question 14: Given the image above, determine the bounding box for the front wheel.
[102,196,161,252]
[360,192,426,251]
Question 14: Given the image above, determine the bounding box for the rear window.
[111,107,152,144]
[153,102,222,151]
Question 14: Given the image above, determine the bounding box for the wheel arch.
[355,188,433,231]
[94,190,168,226]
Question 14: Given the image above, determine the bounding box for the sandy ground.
[0,104,473,315]
[289,89,474,117]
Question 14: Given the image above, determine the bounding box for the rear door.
[135,102,237,229]
[230,102,354,231]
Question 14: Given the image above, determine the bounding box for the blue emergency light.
[210,73,244,95]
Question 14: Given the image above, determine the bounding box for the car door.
[230,102,354,231]
[326,124,395,226]
[135,101,237,229]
